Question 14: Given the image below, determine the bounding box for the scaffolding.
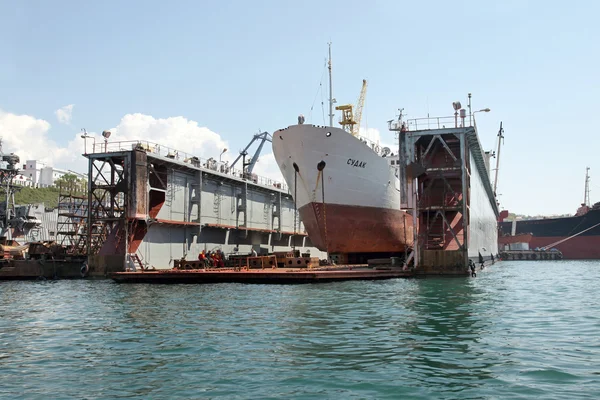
[57,183,89,255]
[413,133,466,253]
[391,113,474,270]
[86,154,129,256]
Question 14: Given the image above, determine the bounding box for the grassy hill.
[0,175,87,210]
[1,187,60,209]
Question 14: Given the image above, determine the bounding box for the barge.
[111,266,413,284]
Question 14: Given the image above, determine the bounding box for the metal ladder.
[129,253,145,271]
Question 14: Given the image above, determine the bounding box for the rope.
[293,169,298,251]
[321,169,328,254]
[320,85,326,126]
[309,60,327,124]
[312,170,322,202]
[541,220,600,250]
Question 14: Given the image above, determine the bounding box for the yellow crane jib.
[353,79,368,137]
[334,79,368,137]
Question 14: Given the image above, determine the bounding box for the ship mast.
[493,121,504,195]
[584,167,591,206]
[328,42,334,127]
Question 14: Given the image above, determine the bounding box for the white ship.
[272,45,413,256]
[272,124,413,254]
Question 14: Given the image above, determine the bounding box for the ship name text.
[347,159,366,168]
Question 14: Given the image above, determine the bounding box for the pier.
[500,249,563,261]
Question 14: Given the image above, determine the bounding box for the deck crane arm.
[230,131,272,173]
[352,79,368,137]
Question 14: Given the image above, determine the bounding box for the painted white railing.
[89,140,289,192]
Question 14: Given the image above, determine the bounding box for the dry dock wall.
[138,167,319,268]
[467,152,499,259]
[87,148,324,272]
[406,125,499,272]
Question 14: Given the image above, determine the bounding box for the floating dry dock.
[111,266,413,284]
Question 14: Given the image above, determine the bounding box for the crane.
[230,131,272,174]
[352,79,368,137]
[335,79,368,137]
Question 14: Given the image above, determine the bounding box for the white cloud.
[108,113,229,161]
[0,109,55,163]
[0,109,288,186]
[55,104,74,124]
[0,109,85,175]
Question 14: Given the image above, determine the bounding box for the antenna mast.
[584,167,591,206]
[493,121,504,195]
[328,42,334,127]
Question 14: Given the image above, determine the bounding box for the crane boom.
[230,131,272,173]
[352,79,367,137]
[334,79,368,136]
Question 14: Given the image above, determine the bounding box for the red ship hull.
[527,236,600,259]
[298,202,413,253]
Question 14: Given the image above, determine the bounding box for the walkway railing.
[89,140,288,192]
[404,116,472,131]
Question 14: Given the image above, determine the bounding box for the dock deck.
[111,266,414,284]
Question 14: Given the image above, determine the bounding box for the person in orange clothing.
[198,250,209,268]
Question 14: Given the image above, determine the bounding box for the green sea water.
[1,260,599,399]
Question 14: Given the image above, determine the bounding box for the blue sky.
[1,0,599,215]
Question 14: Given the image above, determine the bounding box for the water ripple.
[1,261,599,399]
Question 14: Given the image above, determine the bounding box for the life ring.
[375,145,380,154]
[80,262,89,278]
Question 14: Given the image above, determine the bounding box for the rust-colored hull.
[528,236,600,259]
[299,203,413,253]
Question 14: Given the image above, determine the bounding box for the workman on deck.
[215,250,225,268]
[199,250,209,268]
